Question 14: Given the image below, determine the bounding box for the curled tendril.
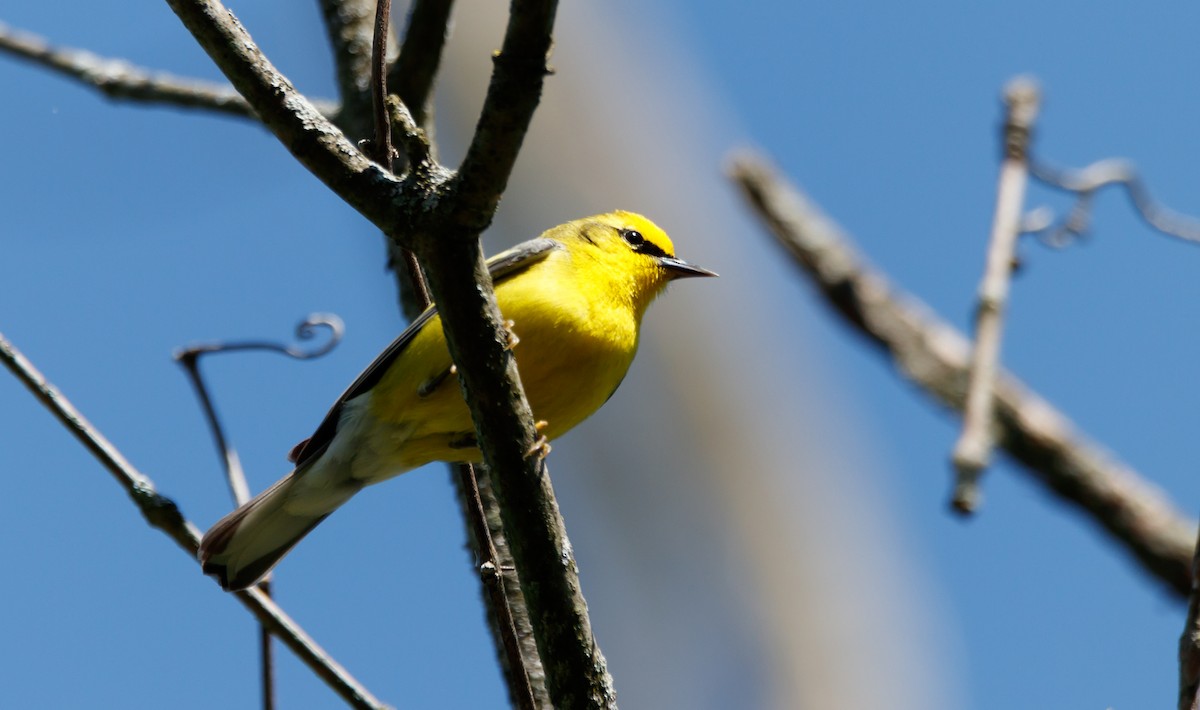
[173,313,345,362]
[1022,157,1200,249]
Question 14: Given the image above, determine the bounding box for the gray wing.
[290,237,561,468]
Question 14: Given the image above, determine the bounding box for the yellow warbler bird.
[199,211,715,590]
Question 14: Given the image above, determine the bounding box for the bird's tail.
[198,471,354,591]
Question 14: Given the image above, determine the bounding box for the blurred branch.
[0,22,336,120]
[390,0,455,131]
[951,77,1040,513]
[316,0,379,140]
[1028,158,1200,248]
[0,328,390,710]
[730,152,1197,598]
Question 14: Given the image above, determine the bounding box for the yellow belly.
[365,260,638,471]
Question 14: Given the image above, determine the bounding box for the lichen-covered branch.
[0,21,336,120]
[0,329,389,710]
[730,152,1196,598]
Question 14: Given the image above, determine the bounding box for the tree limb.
[730,152,1197,598]
[0,21,336,120]
[0,329,390,710]
[165,0,613,704]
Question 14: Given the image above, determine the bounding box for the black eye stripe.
[619,228,669,258]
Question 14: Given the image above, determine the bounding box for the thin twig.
[1029,158,1200,247]
[174,313,345,505]
[458,464,539,710]
[369,0,431,308]
[951,77,1041,513]
[174,314,342,710]
[370,0,396,171]
[0,328,390,710]
[0,22,336,120]
[730,152,1197,597]
[1179,525,1200,710]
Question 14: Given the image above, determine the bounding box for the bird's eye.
[620,229,645,247]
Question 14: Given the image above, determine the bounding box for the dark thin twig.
[1028,158,1200,247]
[1179,524,1200,710]
[730,152,1197,598]
[0,328,390,710]
[259,578,276,710]
[369,0,431,308]
[951,77,1041,513]
[174,314,342,710]
[0,22,337,120]
[458,463,539,710]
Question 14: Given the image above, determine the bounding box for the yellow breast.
[365,248,640,471]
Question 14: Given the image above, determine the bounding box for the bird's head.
[551,211,716,314]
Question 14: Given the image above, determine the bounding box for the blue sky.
[2,1,1199,708]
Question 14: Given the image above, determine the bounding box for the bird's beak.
[659,256,718,279]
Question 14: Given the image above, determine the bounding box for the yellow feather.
[198,211,715,590]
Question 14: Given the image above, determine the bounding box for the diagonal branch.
[0,328,390,710]
[0,22,337,120]
[730,152,1197,598]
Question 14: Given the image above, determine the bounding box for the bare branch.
[0,22,336,120]
[0,328,390,710]
[1029,158,1200,247]
[730,152,1197,598]
[951,77,1041,513]
[369,0,432,309]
